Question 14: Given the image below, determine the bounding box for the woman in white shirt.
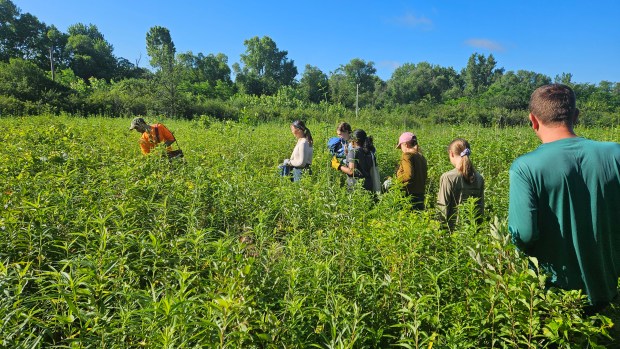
[282,120,313,181]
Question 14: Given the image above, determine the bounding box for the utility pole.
[324,90,328,116]
[49,46,55,81]
[355,83,359,118]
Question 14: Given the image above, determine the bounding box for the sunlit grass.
[0,115,617,347]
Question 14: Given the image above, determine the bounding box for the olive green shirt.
[437,168,485,229]
[396,152,427,196]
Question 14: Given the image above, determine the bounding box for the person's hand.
[331,156,341,170]
[383,178,393,191]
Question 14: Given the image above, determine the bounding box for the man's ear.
[573,108,580,125]
[529,113,539,130]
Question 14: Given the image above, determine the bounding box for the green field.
[1,115,619,348]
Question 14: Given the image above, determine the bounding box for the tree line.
[1,0,618,126]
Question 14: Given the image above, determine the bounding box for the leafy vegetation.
[1,115,618,347]
[1,0,619,126]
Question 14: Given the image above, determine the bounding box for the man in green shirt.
[508,84,620,313]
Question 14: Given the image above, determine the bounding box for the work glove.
[383,178,393,191]
[331,156,341,170]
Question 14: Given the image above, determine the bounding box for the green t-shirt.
[508,137,620,305]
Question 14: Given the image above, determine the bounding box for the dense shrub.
[184,97,239,121]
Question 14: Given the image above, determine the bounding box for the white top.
[289,138,313,167]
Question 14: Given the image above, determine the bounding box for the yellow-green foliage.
[0,115,618,348]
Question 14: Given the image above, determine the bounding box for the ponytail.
[351,129,375,154]
[304,128,314,146]
[364,135,375,154]
[448,138,476,184]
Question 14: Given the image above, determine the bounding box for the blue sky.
[15,0,620,84]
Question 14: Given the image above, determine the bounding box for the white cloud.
[392,12,433,30]
[379,60,401,70]
[465,38,505,52]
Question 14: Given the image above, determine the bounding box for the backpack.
[327,137,345,157]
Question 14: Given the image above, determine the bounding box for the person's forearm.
[340,164,354,176]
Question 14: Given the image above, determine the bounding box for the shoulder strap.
[155,124,182,150]
[153,125,160,143]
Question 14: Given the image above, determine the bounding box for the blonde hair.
[448,138,475,184]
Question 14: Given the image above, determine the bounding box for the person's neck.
[537,124,577,143]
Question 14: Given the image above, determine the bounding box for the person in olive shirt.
[508,84,620,314]
[395,132,428,210]
[437,138,484,230]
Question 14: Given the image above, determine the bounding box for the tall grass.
[0,115,617,348]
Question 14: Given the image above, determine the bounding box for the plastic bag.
[369,153,382,194]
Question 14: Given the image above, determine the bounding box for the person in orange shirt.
[129,117,176,155]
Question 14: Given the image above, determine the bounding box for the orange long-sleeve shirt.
[139,123,175,154]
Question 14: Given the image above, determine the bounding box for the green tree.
[299,65,329,104]
[482,70,551,110]
[233,36,297,96]
[0,58,67,104]
[462,53,503,96]
[0,0,49,68]
[145,26,185,117]
[46,25,69,81]
[177,51,233,100]
[0,0,19,57]
[328,72,354,107]
[330,58,378,108]
[580,81,618,113]
[146,25,175,72]
[108,78,151,115]
[177,51,231,84]
[554,72,573,85]
[387,62,460,104]
[11,12,47,64]
[113,57,148,81]
[342,58,376,93]
[65,23,117,81]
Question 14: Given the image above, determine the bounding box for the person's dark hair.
[448,138,476,184]
[529,84,578,126]
[291,120,313,146]
[351,129,375,154]
[337,122,352,134]
[405,138,421,153]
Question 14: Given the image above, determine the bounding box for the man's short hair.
[529,84,577,126]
